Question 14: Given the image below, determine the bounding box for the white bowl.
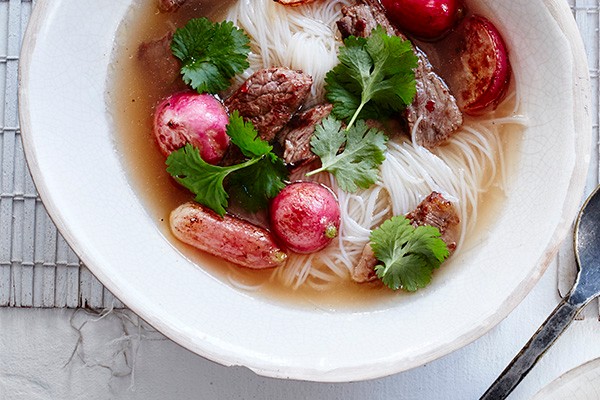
[532,358,600,400]
[19,0,591,382]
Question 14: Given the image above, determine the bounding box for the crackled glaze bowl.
[19,0,591,381]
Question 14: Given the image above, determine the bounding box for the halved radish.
[453,15,511,114]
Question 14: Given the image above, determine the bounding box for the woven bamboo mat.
[0,0,121,308]
[0,0,598,309]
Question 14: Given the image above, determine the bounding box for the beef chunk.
[158,0,187,12]
[351,191,459,283]
[406,191,460,253]
[277,103,333,165]
[406,51,463,148]
[351,243,379,283]
[275,0,317,5]
[337,2,398,38]
[137,31,181,86]
[224,68,313,142]
[337,0,463,149]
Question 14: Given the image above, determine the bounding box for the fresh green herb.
[166,144,246,216]
[370,216,449,292]
[225,110,273,158]
[171,17,250,94]
[227,153,288,213]
[166,113,287,216]
[306,116,387,193]
[325,26,418,130]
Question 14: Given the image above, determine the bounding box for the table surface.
[1,0,599,399]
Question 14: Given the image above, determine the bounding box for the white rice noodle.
[223,0,529,290]
[273,111,527,290]
[226,0,353,105]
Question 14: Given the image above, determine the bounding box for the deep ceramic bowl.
[533,358,600,400]
[19,0,591,382]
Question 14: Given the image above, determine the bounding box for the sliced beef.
[351,243,379,283]
[277,103,333,165]
[137,31,181,86]
[351,191,460,283]
[337,0,463,149]
[337,2,397,38]
[158,0,187,12]
[406,191,460,252]
[275,0,317,5]
[406,51,463,148]
[224,67,313,142]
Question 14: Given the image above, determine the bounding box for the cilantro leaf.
[171,18,250,93]
[166,116,288,216]
[370,216,449,292]
[325,26,418,129]
[224,113,288,211]
[166,144,253,216]
[228,154,288,212]
[226,111,273,158]
[306,116,387,192]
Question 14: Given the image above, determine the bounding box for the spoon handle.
[479,297,580,400]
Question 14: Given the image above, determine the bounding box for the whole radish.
[154,91,230,164]
[381,0,465,40]
[171,202,288,270]
[269,182,341,254]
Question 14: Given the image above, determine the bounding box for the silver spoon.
[480,184,600,400]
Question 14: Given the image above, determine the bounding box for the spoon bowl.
[572,185,600,304]
[481,185,600,399]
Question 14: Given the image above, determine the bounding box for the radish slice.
[453,15,511,114]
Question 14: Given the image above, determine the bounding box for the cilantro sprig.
[306,116,387,193]
[325,26,418,130]
[370,216,449,291]
[166,112,287,216]
[227,153,288,213]
[171,18,250,94]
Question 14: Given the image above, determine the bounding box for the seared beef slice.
[337,0,463,149]
[278,103,333,165]
[138,31,181,86]
[225,68,313,142]
[352,243,379,283]
[275,0,318,5]
[158,0,187,12]
[352,191,459,283]
[406,192,460,253]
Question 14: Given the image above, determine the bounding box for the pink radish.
[381,0,465,40]
[154,91,230,164]
[170,202,287,270]
[269,182,341,254]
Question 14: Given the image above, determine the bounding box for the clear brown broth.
[109,0,519,309]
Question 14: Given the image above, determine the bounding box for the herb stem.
[305,166,326,177]
[229,155,262,172]
[346,100,367,131]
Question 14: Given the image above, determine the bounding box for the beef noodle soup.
[109,0,525,306]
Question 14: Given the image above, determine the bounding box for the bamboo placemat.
[0,0,598,309]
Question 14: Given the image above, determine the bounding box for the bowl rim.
[18,0,592,382]
[532,357,600,399]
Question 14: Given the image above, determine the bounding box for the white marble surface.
[2,256,600,399]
